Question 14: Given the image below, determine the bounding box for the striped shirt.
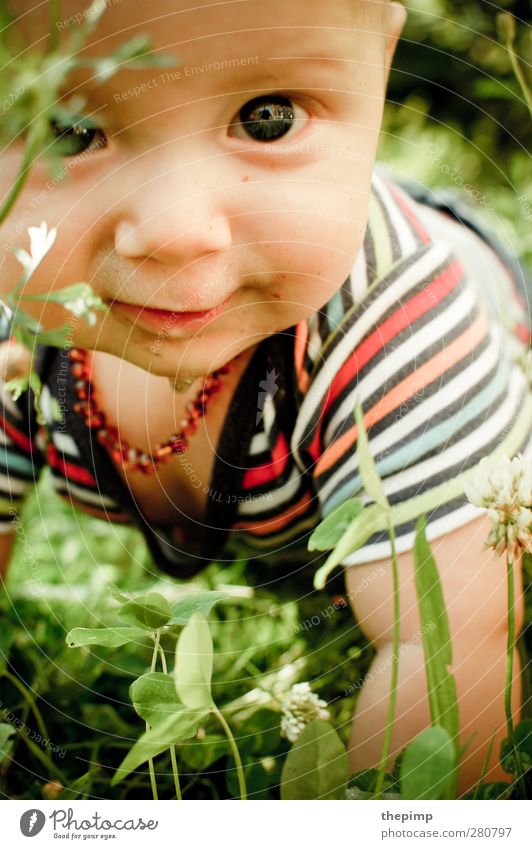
[1,169,531,580]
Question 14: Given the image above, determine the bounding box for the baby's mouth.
[108,293,233,334]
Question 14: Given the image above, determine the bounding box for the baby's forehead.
[10,0,389,114]
[12,0,388,55]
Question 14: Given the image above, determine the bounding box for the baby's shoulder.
[295,168,530,387]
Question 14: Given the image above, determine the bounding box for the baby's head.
[0,0,405,379]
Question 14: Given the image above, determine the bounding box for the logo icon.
[256,369,279,425]
[20,809,46,837]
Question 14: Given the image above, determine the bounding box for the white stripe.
[419,204,528,329]
[0,429,10,446]
[261,393,276,433]
[0,470,28,496]
[343,428,532,566]
[318,326,506,504]
[51,478,120,509]
[350,244,369,304]
[292,240,452,455]
[342,501,483,566]
[39,386,54,424]
[248,430,269,456]
[375,366,527,497]
[237,466,303,516]
[51,430,81,458]
[373,173,419,257]
[323,278,479,445]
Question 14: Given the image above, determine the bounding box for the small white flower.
[13,221,57,279]
[464,452,532,559]
[280,682,330,744]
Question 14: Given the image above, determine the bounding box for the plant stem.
[157,641,182,800]
[472,730,497,800]
[49,0,61,52]
[2,670,50,741]
[372,524,399,800]
[504,555,527,798]
[505,39,532,119]
[212,704,247,800]
[16,729,67,783]
[0,127,43,226]
[146,632,160,801]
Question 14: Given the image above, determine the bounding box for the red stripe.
[386,181,431,244]
[327,260,463,414]
[242,431,289,488]
[47,443,97,487]
[305,260,463,461]
[516,323,531,346]
[0,413,35,453]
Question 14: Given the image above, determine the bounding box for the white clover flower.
[280,682,330,744]
[13,221,57,279]
[464,452,532,559]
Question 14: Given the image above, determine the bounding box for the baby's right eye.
[48,115,107,157]
[229,95,307,143]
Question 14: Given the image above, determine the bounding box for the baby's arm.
[0,532,14,580]
[345,513,524,796]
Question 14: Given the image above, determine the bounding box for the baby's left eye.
[48,116,107,157]
[229,95,308,143]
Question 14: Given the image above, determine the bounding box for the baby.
[0,0,530,797]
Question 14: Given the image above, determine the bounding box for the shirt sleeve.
[291,172,532,566]
[0,322,44,532]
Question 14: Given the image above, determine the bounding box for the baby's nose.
[113,152,233,265]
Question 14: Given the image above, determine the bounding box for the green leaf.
[413,516,460,748]
[3,375,29,401]
[33,325,72,347]
[354,401,387,507]
[179,735,229,770]
[56,768,100,801]
[308,498,364,551]
[65,626,149,648]
[174,612,214,710]
[280,720,348,800]
[0,723,15,765]
[0,628,15,675]
[167,591,228,626]
[240,708,281,755]
[313,501,386,590]
[130,672,182,725]
[500,720,532,775]
[111,708,204,785]
[118,592,171,630]
[400,726,456,800]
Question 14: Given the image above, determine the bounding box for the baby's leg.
[344,514,524,797]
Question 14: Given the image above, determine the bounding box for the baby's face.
[0,0,403,378]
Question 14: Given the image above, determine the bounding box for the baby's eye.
[48,116,107,157]
[229,95,307,143]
